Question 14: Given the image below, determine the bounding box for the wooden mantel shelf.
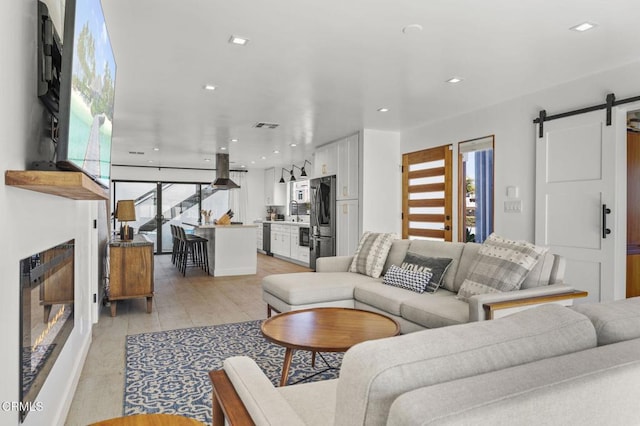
[5,170,109,200]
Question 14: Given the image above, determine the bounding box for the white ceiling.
[101,0,640,172]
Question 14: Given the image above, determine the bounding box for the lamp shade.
[115,200,136,221]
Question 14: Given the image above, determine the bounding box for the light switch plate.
[504,200,522,213]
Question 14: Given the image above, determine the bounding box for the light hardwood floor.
[64,253,310,426]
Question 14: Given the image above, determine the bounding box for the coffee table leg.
[311,351,316,367]
[280,348,294,387]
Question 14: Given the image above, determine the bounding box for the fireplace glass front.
[19,240,74,422]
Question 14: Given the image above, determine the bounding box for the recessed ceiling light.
[153,147,160,151]
[377,107,390,112]
[273,150,280,154]
[251,160,256,164]
[402,24,423,34]
[148,160,153,163]
[229,35,249,46]
[570,22,596,32]
[203,84,216,91]
[446,77,463,84]
[240,165,246,168]
[204,158,211,162]
[290,143,297,147]
[260,156,266,160]
[230,138,238,142]
[220,146,227,150]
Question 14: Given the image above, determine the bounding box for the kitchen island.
[185,223,258,276]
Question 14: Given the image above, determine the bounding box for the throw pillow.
[349,232,396,278]
[400,252,453,288]
[457,233,549,302]
[383,265,434,293]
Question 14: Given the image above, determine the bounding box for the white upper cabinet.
[264,167,286,206]
[314,142,338,177]
[337,133,359,200]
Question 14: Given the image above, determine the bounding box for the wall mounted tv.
[37,0,117,189]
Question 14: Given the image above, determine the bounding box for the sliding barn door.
[535,110,617,303]
[402,145,453,241]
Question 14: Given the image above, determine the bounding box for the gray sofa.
[210,297,640,426]
[263,239,583,333]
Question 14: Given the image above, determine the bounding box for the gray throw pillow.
[457,233,548,302]
[400,252,453,288]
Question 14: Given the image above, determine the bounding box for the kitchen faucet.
[290,200,300,222]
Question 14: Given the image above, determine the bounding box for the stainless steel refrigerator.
[309,175,336,270]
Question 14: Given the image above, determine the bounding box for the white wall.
[1,1,95,424]
[402,60,640,242]
[361,129,402,234]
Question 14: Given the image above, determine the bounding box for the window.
[458,136,494,243]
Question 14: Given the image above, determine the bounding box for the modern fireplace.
[19,240,74,422]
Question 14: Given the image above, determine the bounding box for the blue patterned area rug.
[124,320,342,424]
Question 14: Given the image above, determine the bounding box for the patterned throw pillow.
[457,233,549,302]
[400,253,453,288]
[383,265,433,293]
[349,232,397,278]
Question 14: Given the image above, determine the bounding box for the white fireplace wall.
[0,0,98,425]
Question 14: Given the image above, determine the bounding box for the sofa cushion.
[334,305,597,426]
[382,265,434,293]
[278,379,338,426]
[457,233,548,302]
[405,240,466,293]
[571,297,640,345]
[400,290,469,328]
[349,232,396,278]
[387,338,640,426]
[400,252,452,288]
[354,280,415,316]
[263,272,370,305]
[382,239,411,275]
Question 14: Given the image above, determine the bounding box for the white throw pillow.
[457,233,548,302]
[349,232,397,278]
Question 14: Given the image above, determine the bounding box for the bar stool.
[176,226,209,276]
[170,224,180,266]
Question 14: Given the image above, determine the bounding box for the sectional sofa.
[210,297,640,425]
[262,238,586,333]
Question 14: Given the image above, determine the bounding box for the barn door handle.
[602,204,612,239]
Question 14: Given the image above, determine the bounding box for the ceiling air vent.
[253,122,279,129]
[128,151,145,155]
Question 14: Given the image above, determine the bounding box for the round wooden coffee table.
[261,307,400,386]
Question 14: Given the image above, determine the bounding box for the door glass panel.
[114,181,230,253]
[113,182,158,250]
[459,136,494,243]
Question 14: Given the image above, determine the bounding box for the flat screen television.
[38,0,117,189]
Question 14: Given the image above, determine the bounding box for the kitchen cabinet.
[271,223,291,257]
[264,167,286,206]
[290,231,300,259]
[337,133,359,200]
[336,199,360,256]
[314,142,338,177]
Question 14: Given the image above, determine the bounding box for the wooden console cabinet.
[108,235,154,317]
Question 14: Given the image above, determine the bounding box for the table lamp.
[115,200,136,241]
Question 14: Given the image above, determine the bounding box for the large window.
[458,136,494,243]
[112,181,229,253]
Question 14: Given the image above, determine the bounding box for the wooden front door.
[402,145,453,241]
